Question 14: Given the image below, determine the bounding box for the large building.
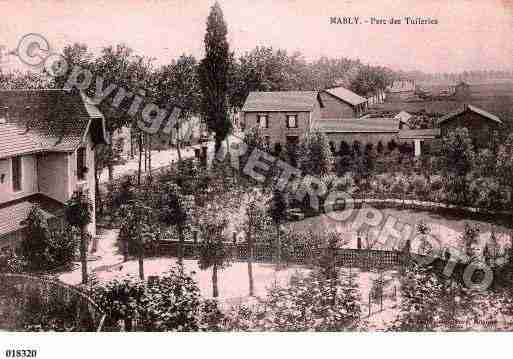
[241,88,399,153]
[0,90,108,249]
[241,91,322,152]
[242,89,502,158]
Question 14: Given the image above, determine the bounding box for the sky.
[0,0,512,73]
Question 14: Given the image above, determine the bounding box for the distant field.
[372,82,513,124]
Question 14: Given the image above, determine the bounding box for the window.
[77,147,87,181]
[12,156,22,192]
[257,114,268,129]
[286,114,298,128]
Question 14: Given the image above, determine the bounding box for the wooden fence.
[146,240,406,269]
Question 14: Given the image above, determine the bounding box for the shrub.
[93,268,223,331]
[223,270,362,331]
[19,206,78,271]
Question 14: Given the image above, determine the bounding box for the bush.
[223,270,362,331]
[93,267,223,331]
[19,206,78,271]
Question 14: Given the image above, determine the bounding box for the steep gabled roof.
[323,87,367,106]
[0,90,108,159]
[314,118,400,133]
[242,91,320,112]
[437,104,502,125]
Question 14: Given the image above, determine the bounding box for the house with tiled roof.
[241,91,323,151]
[0,89,108,249]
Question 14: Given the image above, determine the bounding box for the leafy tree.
[497,134,513,211]
[242,191,273,296]
[64,191,92,284]
[459,223,480,259]
[159,183,191,267]
[353,140,361,156]
[387,139,397,153]
[197,204,231,298]
[269,188,287,265]
[154,54,200,163]
[339,140,351,156]
[239,125,268,173]
[392,262,448,331]
[118,199,158,279]
[377,141,384,155]
[440,128,475,205]
[19,206,77,271]
[298,130,335,176]
[198,1,232,153]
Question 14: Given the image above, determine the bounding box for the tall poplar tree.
[198,1,232,153]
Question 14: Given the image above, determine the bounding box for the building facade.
[437,104,502,148]
[242,91,322,152]
[0,90,108,249]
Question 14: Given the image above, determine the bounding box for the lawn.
[286,207,512,253]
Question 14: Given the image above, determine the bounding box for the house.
[400,104,502,156]
[0,89,108,250]
[386,80,416,101]
[242,90,402,154]
[319,87,368,119]
[241,91,323,153]
[437,104,502,148]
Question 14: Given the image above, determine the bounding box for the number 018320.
[5,350,37,358]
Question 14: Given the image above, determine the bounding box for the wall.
[323,132,400,151]
[37,152,69,203]
[243,110,312,147]
[319,92,357,118]
[439,112,500,148]
[0,155,38,204]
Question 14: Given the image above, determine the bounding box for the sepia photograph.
[0,0,512,355]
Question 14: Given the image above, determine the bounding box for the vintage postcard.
[0,0,512,355]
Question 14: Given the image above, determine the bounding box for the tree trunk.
[80,227,88,284]
[247,232,254,297]
[94,165,103,216]
[137,133,143,186]
[178,224,184,268]
[138,234,145,280]
[276,224,282,267]
[212,263,219,298]
[107,164,114,182]
[148,134,152,181]
[176,116,183,164]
